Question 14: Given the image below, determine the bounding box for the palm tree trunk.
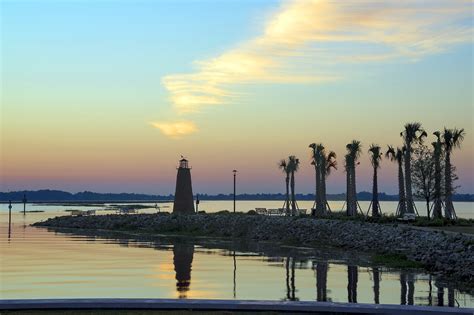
[432,152,442,219]
[315,165,321,215]
[319,156,326,213]
[290,171,296,215]
[398,160,407,216]
[321,170,327,214]
[285,175,290,215]
[316,165,324,213]
[444,151,454,219]
[372,166,380,217]
[312,166,317,215]
[346,162,352,216]
[351,161,357,215]
[404,144,415,214]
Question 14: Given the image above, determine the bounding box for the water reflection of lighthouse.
[173,243,194,298]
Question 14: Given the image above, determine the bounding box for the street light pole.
[8,200,12,238]
[23,194,27,215]
[233,170,237,213]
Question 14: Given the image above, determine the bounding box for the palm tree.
[400,123,426,214]
[431,132,443,219]
[368,144,382,217]
[309,143,336,216]
[442,128,465,219]
[309,143,322,215]
[278,159,291,215]
[344,154,352,216]
[288,155,300,216]
[346,140,362,216]
[321,149,337,213]
[386,146,406,216]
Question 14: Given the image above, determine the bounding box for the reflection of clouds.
[157,0,472,137]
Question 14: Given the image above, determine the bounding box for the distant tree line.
[1,190,472,203]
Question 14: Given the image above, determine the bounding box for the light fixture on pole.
[233,170,237,213]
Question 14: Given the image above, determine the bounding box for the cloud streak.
[151,121,198,138]
[157,0,472,136]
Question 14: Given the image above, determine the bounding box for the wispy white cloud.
[150,121,198,138]
[157,0,472,137]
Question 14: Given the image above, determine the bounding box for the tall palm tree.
[278,159,291,215]
[431,132,443,219]
[442,128,465,219]
[400,123,426,214]
[346,140,362,216]
[386,146,406,216]
[288,155,300,216]
[344,154,353,216]
[368,144,382,217]
[309,143,336,216]
[309,143,322,215]
[321,149,337,213]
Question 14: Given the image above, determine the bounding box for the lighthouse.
[173,157,195,214]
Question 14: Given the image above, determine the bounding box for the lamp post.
[8,200,12,238]
[233,170,237,213]
[196,194,200,213]
[22,194,27,215]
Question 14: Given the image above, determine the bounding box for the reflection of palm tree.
[436,284,444,306]
[400,273,414,305]
[428,275,433,306]
[286,257,291,300]
[173,243,194,299]
[386,146,406,216]
[316,262,328,302]
[347,265,358,303]
[442,128,465,219]
[285,257,298,301]
[400,273,407,305]
[372,267,380,304]
[401,122,426,214]
[448,288,455,307]
[368,144,382,217]
[407,274,415,305]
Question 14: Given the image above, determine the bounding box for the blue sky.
[1,0,473,194]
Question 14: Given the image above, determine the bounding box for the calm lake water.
[0,201,473,308]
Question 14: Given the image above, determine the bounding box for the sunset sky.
[1,0,473,195]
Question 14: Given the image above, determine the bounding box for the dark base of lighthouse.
[173,168,195,214]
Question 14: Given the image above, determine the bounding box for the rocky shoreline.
[34,213,474,290]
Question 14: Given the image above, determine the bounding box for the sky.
[1,0,473,195]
